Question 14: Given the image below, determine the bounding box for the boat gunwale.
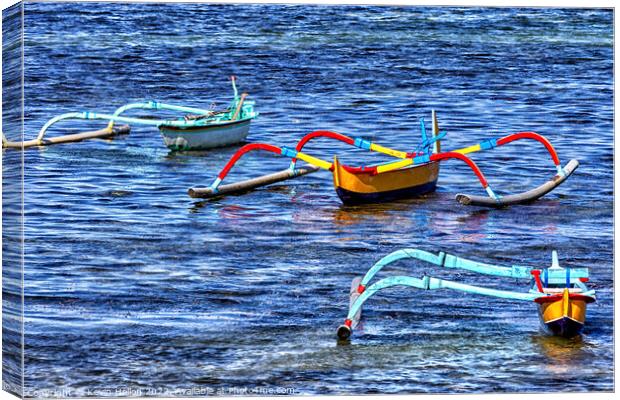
[534,293,596,304]
[340,160,437,176]
[158,116,254,132]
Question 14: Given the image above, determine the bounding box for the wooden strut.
[456,159,579,207]
[336,277,363,340]
[229,93,248,122]
[2,125,131,149]
[188,165,320,198]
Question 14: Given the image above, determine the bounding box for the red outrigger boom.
[189,111,578,207]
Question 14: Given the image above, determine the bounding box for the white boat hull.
[159,119,251,150]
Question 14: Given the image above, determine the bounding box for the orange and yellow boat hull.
[535,289,595,338]
[332,157,440,205]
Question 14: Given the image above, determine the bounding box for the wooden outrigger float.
[2,77,258,151]
[190,110,578,207]
[337,249,596,341]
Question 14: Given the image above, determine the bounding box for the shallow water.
[2,3,613,396]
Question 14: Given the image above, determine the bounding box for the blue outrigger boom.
[337,249,596,340]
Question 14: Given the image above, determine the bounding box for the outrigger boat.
[337,249,596,340]
[2,76,258,151]
[190,110,578,207]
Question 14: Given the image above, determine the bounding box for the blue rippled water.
[2,3,613,396]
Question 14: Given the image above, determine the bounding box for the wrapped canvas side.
[2,2,24,398]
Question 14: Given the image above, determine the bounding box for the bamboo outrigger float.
[337,249,596,341]
[190,111,578,207]
[2,77,258,151]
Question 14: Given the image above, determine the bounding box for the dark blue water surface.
[2,3,613,396]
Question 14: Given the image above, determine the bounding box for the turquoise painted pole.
[231,75,239,101]
[358,249,590,291]
[109,101,212,126]
[37,104,216,141]
[360,249,442,287]
[37,112,86,141]
[105,101,215,130]
[347,274,553,320]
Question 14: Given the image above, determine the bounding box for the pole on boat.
[230,75,239,100]
[432,110,441,153]
[230,93,248,121]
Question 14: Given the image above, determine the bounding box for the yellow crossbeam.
[369,143,408,159]
[295,152,333,170]
[376,158,413,174]
[452,143,482,155]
